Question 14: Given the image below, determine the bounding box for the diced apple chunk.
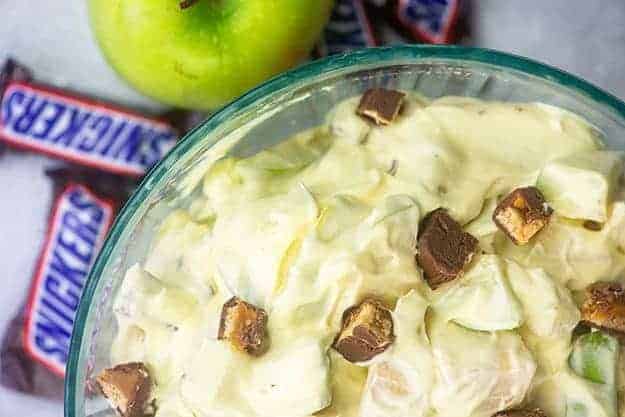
[432,255,523,331]
[537,151,624,222]
[243,338,331,417]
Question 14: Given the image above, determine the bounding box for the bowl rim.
[65,44,625,415]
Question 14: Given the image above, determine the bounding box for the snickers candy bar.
[96,362,153,417]
[493,187,553,245]
[0,58,32,96]
[0,168,133,398]
[389,0,463,44]
[356,88,405,125]
[417,208,478,289]
[581,281,625,334]
[0,313,64,398]
[218,297,268,356]
[357,88,405,125]
[315,0,377,57]
[492,409,548,417]
[0,59,179,177]
[333,298,394,363]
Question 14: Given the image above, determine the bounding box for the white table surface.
[1,0,624,416]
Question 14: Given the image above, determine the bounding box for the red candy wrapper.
[0,59,203,401]
[0,59,179,177]
[0,168,135,398]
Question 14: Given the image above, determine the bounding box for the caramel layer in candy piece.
[333,298,394,363]
[492,409,547,417]
[493,187,553,245]
[417,208,479,289]
[218,297,268,356]
[356,88,405,125]
[581,281,625,334]
[96,362,152,417]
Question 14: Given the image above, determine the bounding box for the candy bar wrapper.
[316,0,469,58]
[315,0,378,57]
[388,0,466,44]
[0,59,181,177]
[0,168,136,399]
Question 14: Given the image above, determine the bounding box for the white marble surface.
[0,0,624,416]
[472,0,625,100]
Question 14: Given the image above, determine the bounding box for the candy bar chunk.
[493,187,553,245]
[492,409,547,417]
[417,208,478,289]
[333,298,394,363]
[581,282,625,334]
[356,88,405,125]
[96,362,152,417]
[218,297,268,356]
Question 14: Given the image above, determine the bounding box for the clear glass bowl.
[65,45,625,417]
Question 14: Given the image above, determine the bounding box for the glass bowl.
[65,45,625,417]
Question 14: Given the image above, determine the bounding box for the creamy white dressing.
[110,95,625,417]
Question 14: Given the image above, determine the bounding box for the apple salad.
[97,89,625,417]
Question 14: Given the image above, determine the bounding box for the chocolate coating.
[581,281,625,334]
[417,208,478,289]
[493,187,552,245]
[356,88,405,125]
[333,298,394,362]
[96,362,152,417]
[218,297,268,356]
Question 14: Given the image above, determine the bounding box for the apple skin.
[88,0,334,110]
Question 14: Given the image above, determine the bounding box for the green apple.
[88,0,334,110]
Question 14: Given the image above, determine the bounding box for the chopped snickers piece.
[417,208,478,289]
[218,297,268,356]
[333,298,394,363]
[356,88,405,125]
[492,409,547,417]
[581,281,625,334]
[493,187,553,245]
[96,362,152,417]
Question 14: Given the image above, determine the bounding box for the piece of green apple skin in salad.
[565,330,619,417]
